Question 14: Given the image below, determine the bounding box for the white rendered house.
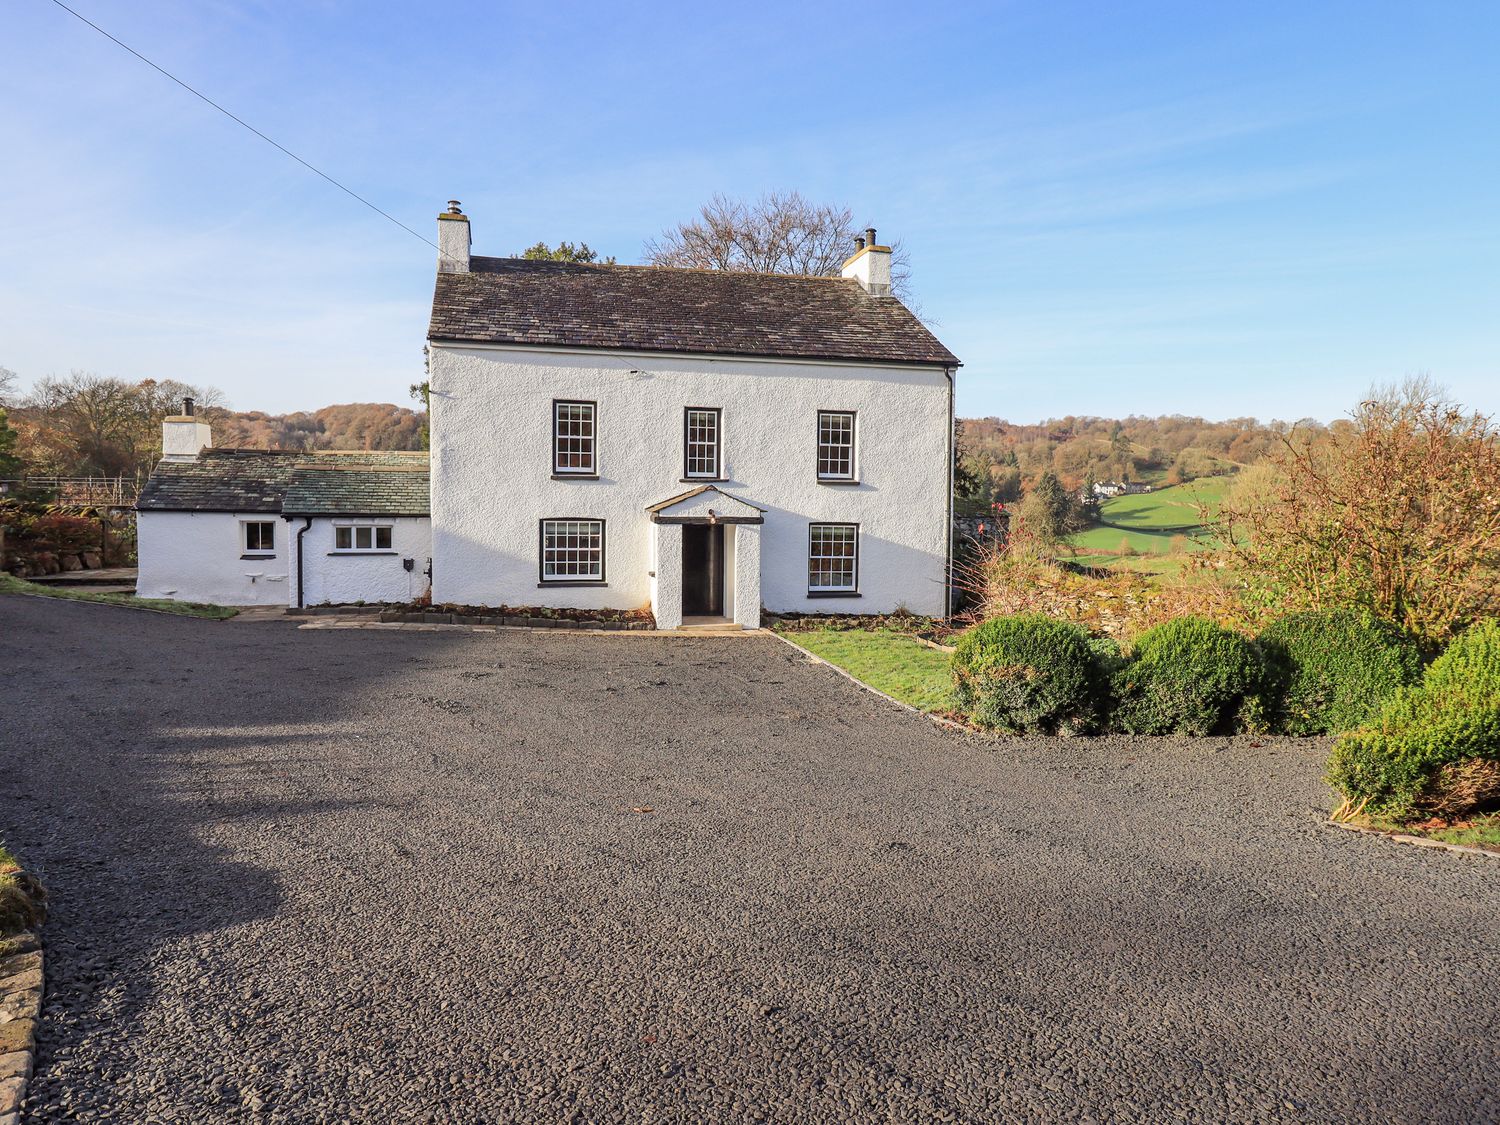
[134,204,960,624]
[135,406,432,608]
[425,204,960,629]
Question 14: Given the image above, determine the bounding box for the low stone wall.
[0,931,42,1124]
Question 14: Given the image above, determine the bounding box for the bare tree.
[0,367,17,408]
[643,191,914,300]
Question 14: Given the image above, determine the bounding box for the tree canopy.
[643,191,913,299]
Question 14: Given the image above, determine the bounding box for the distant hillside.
[957,414,1300,511]
[213,403,425,452]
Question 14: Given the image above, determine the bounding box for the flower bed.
[378,601,656,630]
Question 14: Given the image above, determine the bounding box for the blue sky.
[1,0,1495,421]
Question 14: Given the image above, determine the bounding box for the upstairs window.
[684,407,722,480]
[808,523,859,593]
[553,400,597,476]
[242,521,275,554]
[540,519,605,583]
[334,524,393,552]
[816,410,856,481]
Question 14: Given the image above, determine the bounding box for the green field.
[1062,477,1231,573]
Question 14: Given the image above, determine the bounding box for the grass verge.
[0,573,237,619]
[776,626,955,712]
[1356,812,1500,853]
[0,839,46,936]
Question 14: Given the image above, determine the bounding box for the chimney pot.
[182,396,195,417]
[447,200,463,214]
[842,226,892,296]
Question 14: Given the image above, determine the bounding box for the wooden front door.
[681,523,724,616]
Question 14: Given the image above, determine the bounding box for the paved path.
[2,595,1496,1122]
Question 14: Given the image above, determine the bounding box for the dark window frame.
[552,399,599,478]
[241,519,276,555]
[537,517,608,587]
[807,521,860,596]
[815,409,857,483]
[682,406,723,481]
[332,523,395,553]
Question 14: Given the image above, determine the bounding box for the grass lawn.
[0,573,237,620]
[777,626,955,712]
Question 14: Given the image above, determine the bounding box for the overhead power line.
[46,0,441,254]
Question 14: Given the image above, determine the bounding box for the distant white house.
[136,203,962,627]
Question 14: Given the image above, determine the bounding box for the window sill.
[240,553,276,560]
[816,478,861,486]
[679,477,726,484]
[807,590,861,598]
[551,472,600,481]
[328,551,399,556]
[537,580,608,588]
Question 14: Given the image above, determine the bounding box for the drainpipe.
[944,365,956,619]
[295,516,312,609]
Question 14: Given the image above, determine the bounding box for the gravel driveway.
[2,595,1496,1123]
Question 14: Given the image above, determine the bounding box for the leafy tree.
[1221,377,1500,648]
[644,191,913,300]
[518,241,615,265]
[1017,471,1086,545]
[0,408,22,477]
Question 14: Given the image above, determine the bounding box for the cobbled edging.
[1328,820,1499,859]
[0,932,42,1125]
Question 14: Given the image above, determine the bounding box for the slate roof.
[136,449,428,515]
[428,257,960,368]
[282,466,430,516]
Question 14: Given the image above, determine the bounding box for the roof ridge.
[471,255,859,285]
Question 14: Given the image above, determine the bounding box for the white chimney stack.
[841,226,892,296]
[437,200,470,274]
[161,396,212,462]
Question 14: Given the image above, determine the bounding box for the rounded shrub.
[951,614,1102,734]
[1329,618,1500,819]
[1110,616,1266,736]
[1259,609,1422,735]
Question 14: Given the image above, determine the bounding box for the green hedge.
[1259,609,1422,735]
[1329,619,1500,819]
[1110,616,1267,736]
[952,614,1102,734]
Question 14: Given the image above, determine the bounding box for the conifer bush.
[952,614,1102,734]
[1259,609,1423,735]
[1110,616,1267,735]
[1329,619,1500,820]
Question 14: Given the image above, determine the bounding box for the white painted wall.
[428,344,951,617]
[291,517,432,607]
[135,511,290,606]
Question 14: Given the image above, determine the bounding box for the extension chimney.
[161,397,213,462]
[437,200,470,274]
[841,226,892,296]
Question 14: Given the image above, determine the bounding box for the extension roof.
[136,449,429,516]
[428,257,960,368]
